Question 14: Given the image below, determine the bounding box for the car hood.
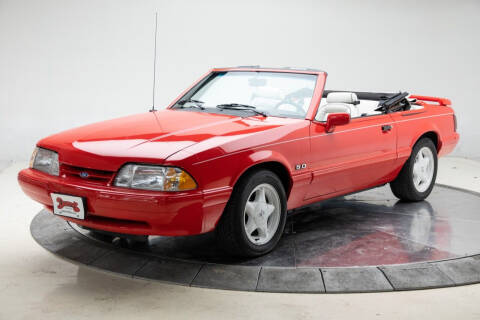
[38,109,285,171]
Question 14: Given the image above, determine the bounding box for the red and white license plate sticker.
[50,193,85,220]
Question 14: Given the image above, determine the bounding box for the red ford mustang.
[18,67,459,256]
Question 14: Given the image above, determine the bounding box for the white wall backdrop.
[1,0,479,166]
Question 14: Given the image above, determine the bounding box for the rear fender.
[407,125,442,157]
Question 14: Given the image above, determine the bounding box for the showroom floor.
[1,158,479,319]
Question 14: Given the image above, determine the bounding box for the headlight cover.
[30,147,59,176]
[113,164,197,191]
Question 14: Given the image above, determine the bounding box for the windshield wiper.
[177,98,205,110]
[216,103,267,117]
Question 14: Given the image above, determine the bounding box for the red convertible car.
[18,67,459,256]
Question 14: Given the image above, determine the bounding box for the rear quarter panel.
[389,104,457,162]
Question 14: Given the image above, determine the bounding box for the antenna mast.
[150,12,158,112]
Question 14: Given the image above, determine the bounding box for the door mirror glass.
[323,113,350,133]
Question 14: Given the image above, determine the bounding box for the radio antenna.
[150,12,158,112]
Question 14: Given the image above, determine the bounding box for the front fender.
[229,149,294,189]
[174,148,295,232]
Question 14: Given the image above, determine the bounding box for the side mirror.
[323,113,350,133]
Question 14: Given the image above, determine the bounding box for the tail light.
[453,114,457,132]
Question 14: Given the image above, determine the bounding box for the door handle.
[382,124,392,132]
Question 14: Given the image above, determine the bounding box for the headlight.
[30,147,59,176]
[113,164,197,191]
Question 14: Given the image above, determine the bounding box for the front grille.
[61,164,115,184]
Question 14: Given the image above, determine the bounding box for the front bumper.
[18,168,231,236]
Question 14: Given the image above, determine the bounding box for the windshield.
[174,71,317,118]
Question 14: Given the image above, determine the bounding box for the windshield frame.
[168,68,327,120]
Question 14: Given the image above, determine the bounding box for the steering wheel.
[273,96,305,115]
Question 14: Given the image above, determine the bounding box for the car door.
[305,113,397,200]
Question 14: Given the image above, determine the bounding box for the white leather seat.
[316,92,360,121]
[325,92,359,105]
[316,104,351,121]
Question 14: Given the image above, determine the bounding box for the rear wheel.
[390,138,437,201]
[216,170,287,257]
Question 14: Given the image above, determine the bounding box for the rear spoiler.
[409,95,451,106]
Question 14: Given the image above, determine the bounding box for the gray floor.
[30,184,480,293]
[78,185,480,268]
[3,158,480,319]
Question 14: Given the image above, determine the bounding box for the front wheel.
[216,170,287,257]
[390,138,438,201]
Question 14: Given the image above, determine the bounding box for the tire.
[390,137,438,201]
[216,169,287,257]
